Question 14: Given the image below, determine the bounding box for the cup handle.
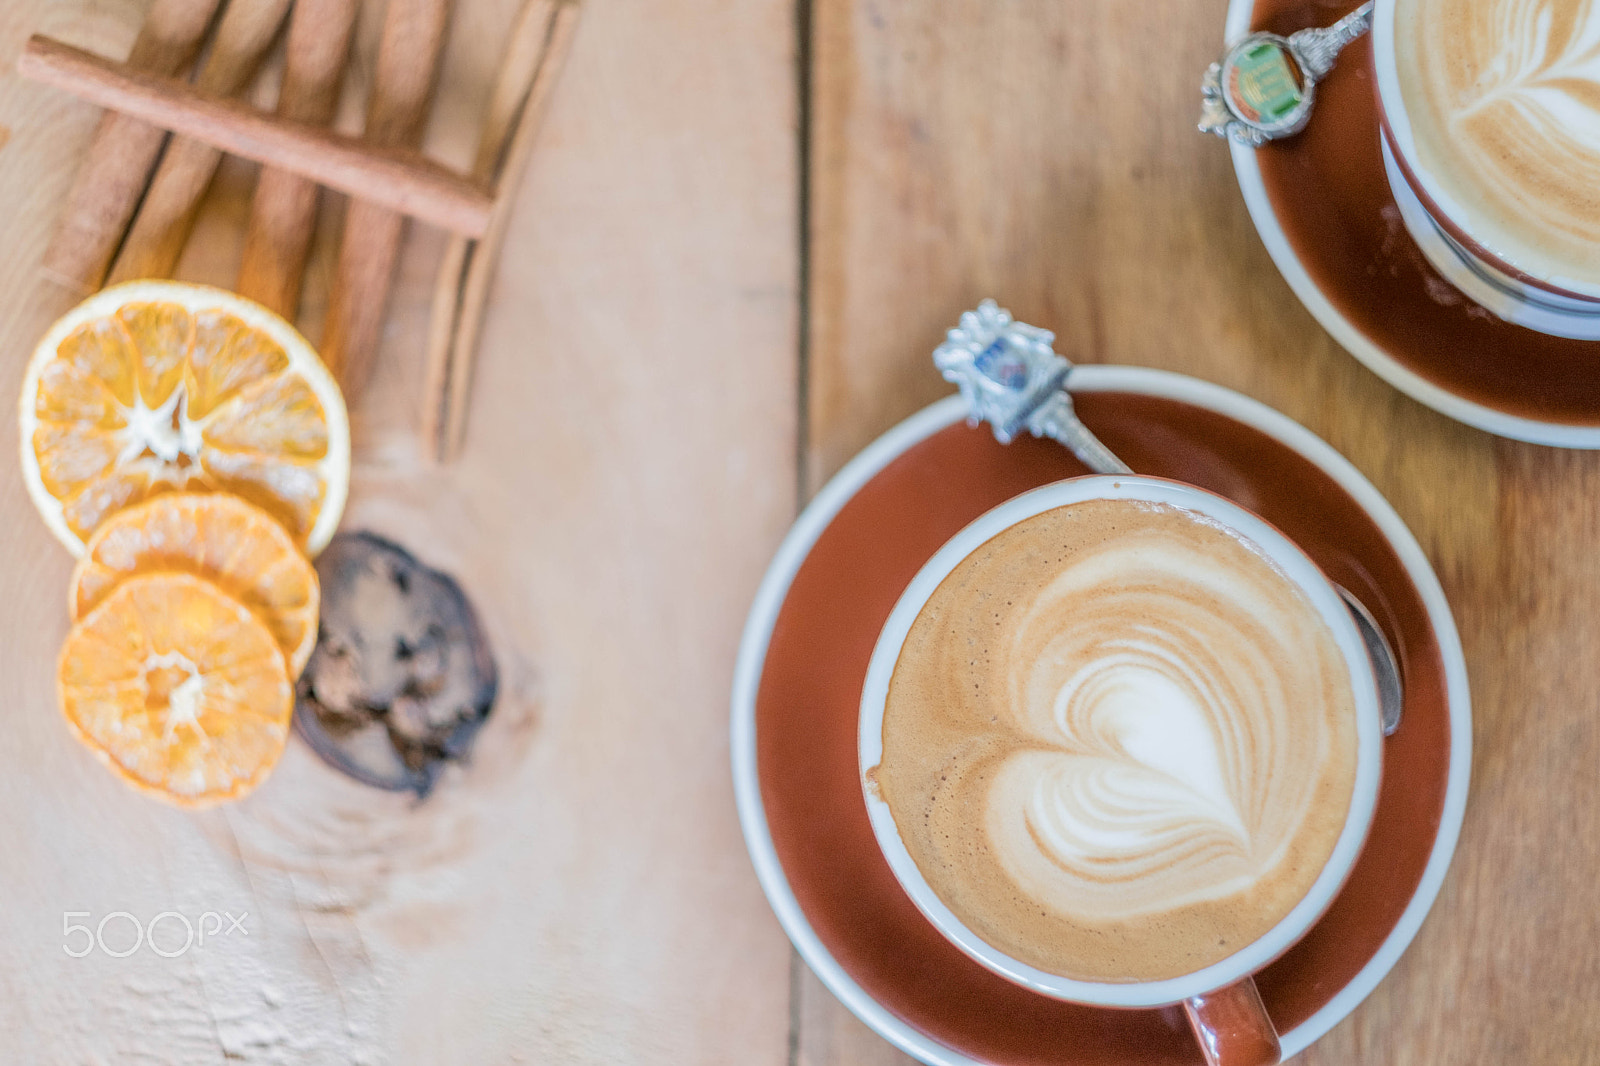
[1182,977,1282,1066]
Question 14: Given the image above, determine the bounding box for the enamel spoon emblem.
[1199,1,1373,145]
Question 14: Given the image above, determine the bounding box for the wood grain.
[422,0,558,460]
[0,0,797,1063]
[800,0,1596,1064]
[10,0,1593,1062]
[424,0,578,462]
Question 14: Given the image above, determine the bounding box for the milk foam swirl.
[1396,0,1600,286]
[878,500,1358,982]
[988,535,1327,922]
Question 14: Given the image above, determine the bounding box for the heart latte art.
[877,500,1359,983]
[1395,0,1600,288]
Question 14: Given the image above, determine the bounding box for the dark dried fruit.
[295,532,496,795]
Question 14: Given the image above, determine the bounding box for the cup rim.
[1377,136,1600,339]
[857,474,1385,1008]
[1369,0,1600,303]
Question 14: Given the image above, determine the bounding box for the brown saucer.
[1233,0,1600,445]
[732,368,1470,1065]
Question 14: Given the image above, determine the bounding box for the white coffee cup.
[859,476,1384,1066]
[1371,0,1600,339]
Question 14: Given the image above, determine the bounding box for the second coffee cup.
[1372,0,1600,338]
[860,476,1384,1066]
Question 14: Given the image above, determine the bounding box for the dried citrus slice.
[20,280,350,556]
[58,571,293,806]
[71,492,321,676]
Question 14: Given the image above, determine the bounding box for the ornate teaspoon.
[934,300,1404,735]
[1199,1,1373,146]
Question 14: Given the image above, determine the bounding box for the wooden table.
[0,0,1594,1062]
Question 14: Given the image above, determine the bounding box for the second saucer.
[1227,0,1600,447]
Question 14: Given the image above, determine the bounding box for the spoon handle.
[1288,0,1375,81]
[1028,390,1131,476]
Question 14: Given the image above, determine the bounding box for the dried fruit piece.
[71,492,321,676]
[59,572,294,806]
[20,280,350,554]
[296,532,496,794]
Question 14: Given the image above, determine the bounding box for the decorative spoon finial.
[933,299,1130,473]
[1200,1,1373,146]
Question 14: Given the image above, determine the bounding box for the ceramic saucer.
[731,366,1470,1065]
[1228,0,1600,447]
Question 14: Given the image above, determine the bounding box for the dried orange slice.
[71,492,321,676]
[20,280,350,556]
[58,571,293,806]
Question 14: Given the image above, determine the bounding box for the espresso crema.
[1395,0,1600,288]
[877,500,1359,983]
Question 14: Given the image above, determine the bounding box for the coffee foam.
[1395,0,1600,288]
[877,500,1358,983]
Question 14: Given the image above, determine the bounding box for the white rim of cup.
[1223,0,1600,447]
[730,366,1472,1063]
[857,475,1385,1008]
[1378,138,1600,340]
[1369,0,1600,303]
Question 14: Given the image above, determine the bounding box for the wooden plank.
[803,0,1597,1063]
[0,0,798,1062]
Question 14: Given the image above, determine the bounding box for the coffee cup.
[1371,0,1600,339]
[859,477,1384,1066]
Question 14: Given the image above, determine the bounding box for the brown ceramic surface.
[1251,0,1600,426]
[755,391,1451,1065]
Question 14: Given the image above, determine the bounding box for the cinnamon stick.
[320,0,454,396]
[108,0,293,283]
[428,0,580,461]
[18,37,493,238]
[422,0,557,455]
[40,0,222,293]
[237,0,361,316]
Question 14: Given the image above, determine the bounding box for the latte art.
[1395,0,1600,287]
[1000,554,1309,920]
[878,500,1359,983]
